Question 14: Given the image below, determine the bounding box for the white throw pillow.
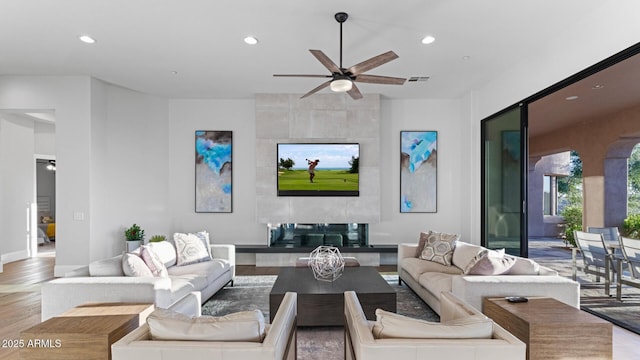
[122,252,154,277]
[452,241,485,270]
[140,245,168,277]
[147,241,177,268]
[193,231,213,258]
[506,256,541,275]
[372,309,493,339]
[174,232,212,266]
[464,249,516,275]
[419,232,460,266]
[147,308,266,342]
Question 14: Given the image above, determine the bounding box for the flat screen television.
[277,143,360,196]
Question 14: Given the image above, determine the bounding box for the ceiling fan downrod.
[335,12,348,70]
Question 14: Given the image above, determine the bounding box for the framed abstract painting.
[400,131,437,213]
[195,131,232,213]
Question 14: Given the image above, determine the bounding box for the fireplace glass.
[268,223,368,248]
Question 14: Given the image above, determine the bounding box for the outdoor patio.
[529,237,640,334]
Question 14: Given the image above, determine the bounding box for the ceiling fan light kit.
[330,78,353,92]
[273,11,406,100]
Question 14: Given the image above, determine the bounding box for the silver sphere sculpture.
[308,246,345,282]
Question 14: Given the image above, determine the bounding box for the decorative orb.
[308,246,345,282]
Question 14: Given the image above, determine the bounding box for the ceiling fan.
[273,12,406,100]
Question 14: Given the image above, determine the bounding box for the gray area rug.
[202,273,438,360]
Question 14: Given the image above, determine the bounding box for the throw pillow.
[372,309,493,339]
[140,245,169,277]
[419,232,460,266]
[506,256,541,275]
[122,252,154,277]
[193,230,213,258]
[451,241,485,270]
[464,249,516,275]
[174,232,212,266]
[415,231,433,257]
[147,308,266,342]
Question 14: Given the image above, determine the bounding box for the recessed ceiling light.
[592,84,605,90]
[171,71,178,75]
[79,35,96,44]
[565,95,579,101]
[244,36,259,45]
[421,35,435,45]
[462,55,471,61]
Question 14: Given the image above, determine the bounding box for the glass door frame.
[480,104,528,257]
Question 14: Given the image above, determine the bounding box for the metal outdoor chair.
[587,226,621,242]
[572,230,616,296]
[615,236,640,300]
[588,226,624,274]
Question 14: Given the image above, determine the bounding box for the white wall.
[373,98,474,244]
[89,80,171,261]
[168,99,264,245]
[167,97,472,245]
[0,114,35,263]
[0,76,170,275]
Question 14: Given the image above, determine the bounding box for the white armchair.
[344,290,525,360]
[112,292,297,360]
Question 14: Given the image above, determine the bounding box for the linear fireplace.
[268,223,368,248]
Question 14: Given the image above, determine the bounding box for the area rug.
[202,274,438,360]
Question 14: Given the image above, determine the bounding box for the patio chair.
[587,226,620,242]
[615,236,640,301]
[572,230,616,296]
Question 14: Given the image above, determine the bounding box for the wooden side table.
[483,297,612,360]
[20,302,153,360]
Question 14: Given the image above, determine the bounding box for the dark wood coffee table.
[270,266,396,326]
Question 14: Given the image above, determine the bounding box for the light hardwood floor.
[1,255,639,359]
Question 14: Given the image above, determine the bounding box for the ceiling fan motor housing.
[335,12,348,23]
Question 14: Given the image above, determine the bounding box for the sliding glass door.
[481,105,528,256]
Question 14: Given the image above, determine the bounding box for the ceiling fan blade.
[300,80,332,99]
[354,74,406,85]
[347,51,399,76]
[309,50,343,74]
[347,83,363,100]
[273,74,332,78]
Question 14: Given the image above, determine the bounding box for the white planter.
[126,240,142,252]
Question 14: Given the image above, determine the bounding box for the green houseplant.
[149,234,166,243]
[124,223,145,241]
[124,223,144,252]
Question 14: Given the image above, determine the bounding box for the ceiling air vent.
[408,76,430,82]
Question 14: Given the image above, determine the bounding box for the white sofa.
[41,240,235,321]
[344,290,525,360]
[398,241,580,315]
[112,292,297,360]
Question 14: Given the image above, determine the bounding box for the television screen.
[277,143,360,196]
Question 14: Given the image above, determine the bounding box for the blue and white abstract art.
[195,131,232,212]
[400,131,437,213]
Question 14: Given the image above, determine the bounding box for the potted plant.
[149,234,166,243]
[124,223,145,252]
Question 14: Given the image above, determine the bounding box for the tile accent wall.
[255,93,381,224]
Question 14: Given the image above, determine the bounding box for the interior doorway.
[35,157,56,256]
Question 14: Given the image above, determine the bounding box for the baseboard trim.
[1,250,30,264]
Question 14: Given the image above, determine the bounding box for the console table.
[20,302,153,360]
[483,297,612,360]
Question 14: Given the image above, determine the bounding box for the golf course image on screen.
[277,143,359,196]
